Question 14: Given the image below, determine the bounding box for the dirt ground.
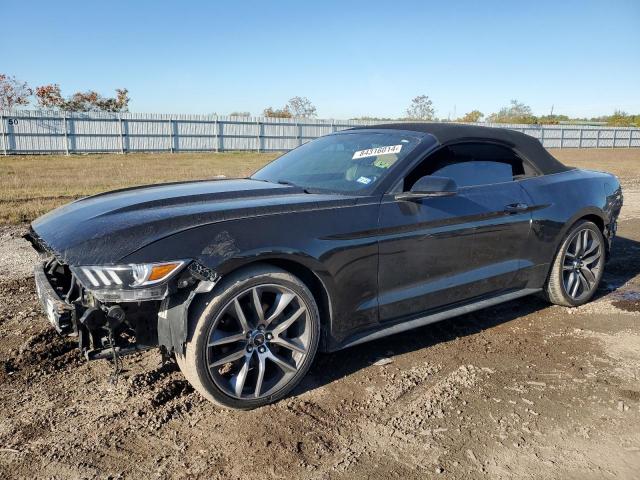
[0,149,639,479]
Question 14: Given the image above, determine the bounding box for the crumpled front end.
[26,229,218,362]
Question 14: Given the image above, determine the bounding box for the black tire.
[176,264,320,409]
[546,220,605,307]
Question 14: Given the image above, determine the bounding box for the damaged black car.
[27,123,623,409]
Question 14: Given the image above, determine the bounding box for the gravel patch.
[0,226,39,281]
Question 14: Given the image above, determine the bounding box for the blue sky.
[2,0,639,119]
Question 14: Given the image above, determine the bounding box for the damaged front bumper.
[34,261,76,335]
[32,255,218,362]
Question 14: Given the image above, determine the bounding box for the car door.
[377,142,533,323]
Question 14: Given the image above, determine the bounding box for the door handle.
[504,203,529,213]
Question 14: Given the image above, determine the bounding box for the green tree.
[487,100,538,124]
[538,114,570,125]
[458,110,484,123]
[606,110,639,127]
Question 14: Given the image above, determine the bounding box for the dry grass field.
[0,152,277,224]
[0,148,638,224]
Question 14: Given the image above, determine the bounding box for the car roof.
[349,122,570,175]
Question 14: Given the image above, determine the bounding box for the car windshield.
[252,131,423,193]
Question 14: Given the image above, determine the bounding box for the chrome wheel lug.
[258,346,266,354]
[266,332,273,341]
[246,345,253,353]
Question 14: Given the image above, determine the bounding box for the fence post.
[296,121,302,147]
[630,129,634,148]
[559,128,564,149]
[0,114,6,155]
[331,120,336,133]
[612,129,617,149]
[214,117,219,152]
[578,128,583,148]
[118,115,125,154]
[169,118,174,153]
[540,127,544,147]
[63,115,70,155]
[256,119,263,152]
[218,118,224,152]
[596,129,600,148]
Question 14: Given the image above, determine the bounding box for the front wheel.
[546,220,605,307]
[176,265,320,409]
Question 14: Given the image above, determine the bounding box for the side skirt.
[338,288,541,350]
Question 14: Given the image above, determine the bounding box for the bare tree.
[287,96,317,118]
[0,74,32,109]
[405,95,435,120]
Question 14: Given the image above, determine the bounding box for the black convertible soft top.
[352,122,571,175]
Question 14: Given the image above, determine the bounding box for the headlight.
[71,260,188,302]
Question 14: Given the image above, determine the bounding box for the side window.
[404,142,532,190]
[431,161,513,187]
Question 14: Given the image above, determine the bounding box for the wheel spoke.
[583,230,591,254]
[233,298,251,333]
[582,251,601,266]
[209,332,246,347]
[252,288,265,324]
[577,271,589,293]
[264,292,295,326]
[583,238,598,256]
[570,272,580,297]
[565,271,576,293]
[562,263,574,271]
[210,348,246,368]
[267,351,297,373]
[574,234,584,257]
[232,356,251,397]
[271,306,306,336]
[580,266,596,285]
[254,354,266,398]
[271,336,306,354]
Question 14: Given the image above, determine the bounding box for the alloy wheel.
[205,284,311,400]
[562,228,603,301]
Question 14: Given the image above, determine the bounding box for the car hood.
[30,178,353,265]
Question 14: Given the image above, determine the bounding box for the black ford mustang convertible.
[28,123,623,409]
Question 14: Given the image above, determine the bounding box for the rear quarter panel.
[518,168,622,287]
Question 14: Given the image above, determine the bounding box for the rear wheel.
[546,220,605,307]
[176,265,320,409]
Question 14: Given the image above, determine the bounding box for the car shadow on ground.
[295,235,640,397]
[595,235,640,296]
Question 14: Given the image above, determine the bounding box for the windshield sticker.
[373,156,399,169]
[352,144,402,160]
[356,176,372,185]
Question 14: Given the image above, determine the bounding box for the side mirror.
[395,176,458,201]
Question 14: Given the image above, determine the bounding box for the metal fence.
[1,109,639,155]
